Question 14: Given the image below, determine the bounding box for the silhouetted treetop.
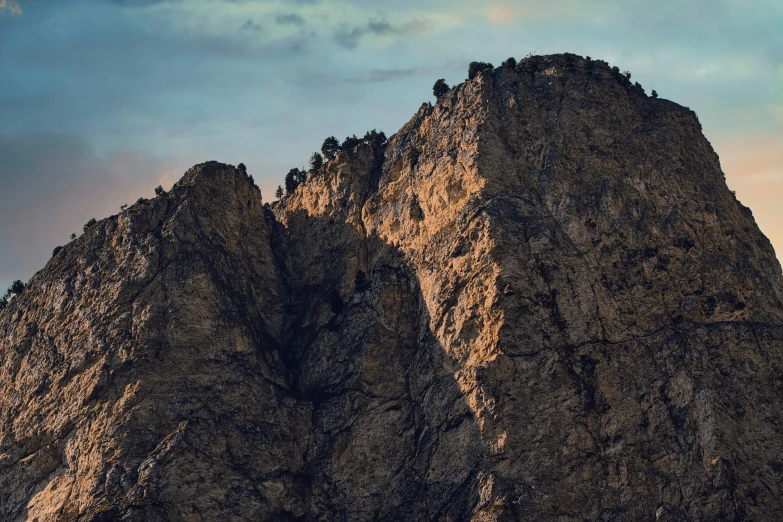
[1,279,27,310]
[321,136,340,160]
[83,218,97,234]
[433,79,450,102]
[468,61,494,80]
[341,135,362,152]
[309,152,323,172]
[285,168,306,195]
[362,129,388,149]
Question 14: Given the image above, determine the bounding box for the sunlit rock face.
[2,54,783,522]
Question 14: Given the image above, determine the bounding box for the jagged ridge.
[2,54,783,522]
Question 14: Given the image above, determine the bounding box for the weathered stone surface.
[2,54,783,521]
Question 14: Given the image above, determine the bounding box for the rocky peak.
[2,55,783,521]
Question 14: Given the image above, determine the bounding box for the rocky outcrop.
[2,54,783,521]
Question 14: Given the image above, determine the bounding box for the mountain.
[2,54,783,521]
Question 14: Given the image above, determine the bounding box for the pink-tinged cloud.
[716,132,783,262]
[485,0,580,25]
[0,133,194,289]
[0,0,21,15]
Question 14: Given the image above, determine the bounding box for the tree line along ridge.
[0,54,663,311]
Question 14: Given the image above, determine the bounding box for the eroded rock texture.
[2,54,783,521]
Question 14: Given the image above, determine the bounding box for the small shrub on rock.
[285,168,306,194]
[341,135,362,152]
[10,280,25,295]
[363,129,388,149]
[309,152,323,172]
[1,279,27,309]
[321,136,340,160]
[83,218,97,234]
[433,79,450,101]
[468,61,494,80]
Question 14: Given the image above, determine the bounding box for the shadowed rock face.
[2,54,783,521]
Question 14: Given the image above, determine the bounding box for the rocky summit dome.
[2,54,783,521]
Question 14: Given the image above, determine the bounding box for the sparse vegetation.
[280,129,388,198]
[652,89,658,98]
[362,129,387,149]
[341,135,362,152]
[501,57,517,68]
[237,163,247,173]
[309,152,323,172]
[9,280,25,295]
[154,185,166,196]
[52,246,63,257]
[284,170,297,195]
[83,218,97,234]
[468,61,494,80]
[582,56,592,71]
[634,81,645,94]
[70,233,77,241]
[120,203,128,211]
[433,79,450,102]
[321,136,340,160]
[285,168,305,195]
[1,279,27,309]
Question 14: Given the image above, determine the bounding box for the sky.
[1,0,781,291]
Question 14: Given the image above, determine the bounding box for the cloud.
[333,27,363,49]
[276,13,305,26]
[483,0,580,25]
[1,0,781,272]
[343,67,432,84]
[111,0,169,7]
[333,15,430,48]
[239,19,262,32]
[0,0,22,15]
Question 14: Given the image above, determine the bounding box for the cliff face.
[2,54,783,521]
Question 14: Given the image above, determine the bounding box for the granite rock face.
[2,54,783,521]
